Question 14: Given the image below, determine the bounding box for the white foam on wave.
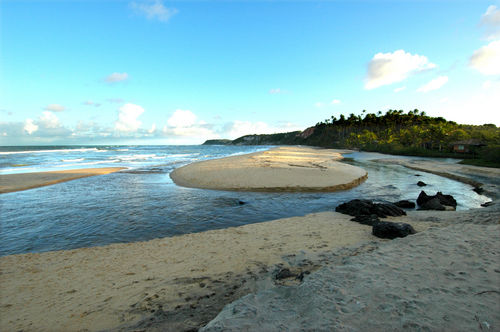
[169,153,199,158]
[119,154,157,161]
[55,160,120,167]
[62,158,85,162]
[0,167,38,174]
[0,148,102,155]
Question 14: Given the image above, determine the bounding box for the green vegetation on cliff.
[202,139,232,145]
[231,131,302,145]
[309,109,499,166]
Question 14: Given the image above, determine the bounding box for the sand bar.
[0,167,126,194]
[170,146,367,191]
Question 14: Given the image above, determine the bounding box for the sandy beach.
[170,146,367,191]
[0,167,126,194]
[1,147,499,331]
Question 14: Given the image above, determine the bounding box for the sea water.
[0,145,490,256]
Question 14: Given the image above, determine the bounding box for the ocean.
[0,145,490,256]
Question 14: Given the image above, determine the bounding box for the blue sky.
[1,0,499,145]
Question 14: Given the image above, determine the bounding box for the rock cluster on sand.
[417,191,457,211]
[372,221,416,239]
[335,199,406,218]
[335,199,415,239]
[394,200,416,209]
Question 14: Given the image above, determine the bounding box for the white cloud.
[83,100,101,107]
[222,121,302,140]
[162,109,216,139]
[417,76,449,93]
[23,119,38,135]
[426,88,500,125]
[115,103,145,132]
[105,72,129,83]
[482,5,500,25]
[470,40,500,75]
[39,111,61,128]
[44,104,65,112]
[482,79,500,90]
[394,86,406,93]
[330,99,341,104]
[365,50,436,89]
[163,125,214,138]
[167,109,197,127]
[269,88,282,94]
[314,102,324,108]
[148,123,157,134]
[131,0,178,22]
[480,5,500,40]
[107,98,125,103]
[224,121,275,139]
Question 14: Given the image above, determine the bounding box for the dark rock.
[417,191,457,209]
[394,200,416,209]
[372,203,406,217]
[417,191,432,206]
[351,214,380,226]
[372,221,416,239]
[275,268,295,280]
[415,174,422,176]
[213,198,247,207]
[481,201,494,207]
[436,192,457,208]
[335,199,374,216]
[419,197,446,211]
[417,181,427,187]
[473,187,484,194]
[336,199,406,218]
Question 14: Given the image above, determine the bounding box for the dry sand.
[202,221,500,332]
[0,212,436,332]
[0,167,126,194]
[170,146,367,191]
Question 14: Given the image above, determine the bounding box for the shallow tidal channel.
[0,149,489,256]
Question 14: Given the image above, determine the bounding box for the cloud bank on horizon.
[1,1,499,145]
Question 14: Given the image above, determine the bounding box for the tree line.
[205,109,499,167]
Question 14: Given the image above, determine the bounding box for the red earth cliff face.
[298,126,315,139]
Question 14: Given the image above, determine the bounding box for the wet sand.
[0,167,126,194]
[170,146,367,191]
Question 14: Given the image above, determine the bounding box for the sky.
[1,0,500,145]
